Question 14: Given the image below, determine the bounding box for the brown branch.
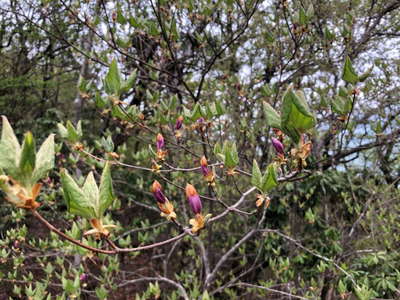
[31,210,189,255]
[31,209,116,254]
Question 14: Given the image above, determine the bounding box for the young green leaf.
[191,103,202,121]
[57,123,68,139]
[120,70,137,94]
[251,160,262,188]
[342,56,359,84]
[99,162,114,216]
[224,142,239,168]
[263,101,282,129]
[82,172,100,218]
[281,87,315,143]
[299,7,308,25]
[65,121,82,143]
[0,116,21,174]
[331,96,352,115]
[60,170,96,220]
[19,132,36,179]
[213,142,222,155]
[104,59,121,95]
[215,100,225,115]
[261,163,278,193]
[358,65,374,82]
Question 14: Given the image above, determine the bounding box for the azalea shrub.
[0,0,400,300]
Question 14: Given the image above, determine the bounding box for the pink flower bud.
[151,180,167,204]
[80,273,88,281]
[175,116,184,130]
[271,137,284,155]
[185,184,202,214]
[200,156,210,176]
[156,134,164,151]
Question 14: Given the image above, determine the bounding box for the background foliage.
[0,0,399,299]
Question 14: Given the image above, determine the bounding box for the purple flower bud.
[175,116,184,130]
[271,137,284,155]
[186,184,202,214]
[151,181,167,204]
[80,273,88,281]
[200,156,209,176]
[196,117,205,124]
[156,134,164,151]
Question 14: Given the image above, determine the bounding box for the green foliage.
[342,56,359,84]
[0,116,55,186]
[263,101,281,130]
[281,87,315,143]
[61,162,114,220]
[0,0,399,299]
[252,160,278,193]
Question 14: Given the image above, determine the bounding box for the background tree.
[0,0,399,299]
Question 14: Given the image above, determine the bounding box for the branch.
[321,129,400,169]
[204,229,257,288]
[234,282,308,300]
[31,210,189,254]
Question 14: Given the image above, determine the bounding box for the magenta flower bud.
[200,156,209,176]
[196,117,205,124]
[156,133,164,151]
[80,273,88,281]
[271,137,284,155]
[175,116,184,130]
[151,181,167,204]
[186,184,202,214]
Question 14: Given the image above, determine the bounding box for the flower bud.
[185,184,202,214]
[156,133,165,151]
[80,273,88,281]
[151,180,167,204]
[271,137,284,155]
[200,156,209,176]
[175,116,184,130]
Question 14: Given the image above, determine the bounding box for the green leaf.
[215,100,225,115]
[57,123,68,139]
[60,170,96,220]
[281,87,315,143]
[19,132,36,178]
[337,279,346,294]
[104,59,121,95]
[299,7,308,25]
[95,92,107,109]
[263,101,282,129]
[359,65,373,82]
[201,290,210,300]
[191,103,202,121]
[82,172,100,218]
[342,56,359,84]
[170,18,179,41]
[99,162,114,216]
[265,32,275,44]
[0,116,21,174]
[261,163,278,193]
[116,10,126,25]
[224,142,239,168]
[95,286,108,300]
[120,70,137,94]
[251,160,262,188]
[65,121,81,143]
[213,142,222,155]
[331,96,352,115]
[111,105,128,121]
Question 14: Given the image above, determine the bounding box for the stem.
[31,210,189,254]
[31,209,116,254]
